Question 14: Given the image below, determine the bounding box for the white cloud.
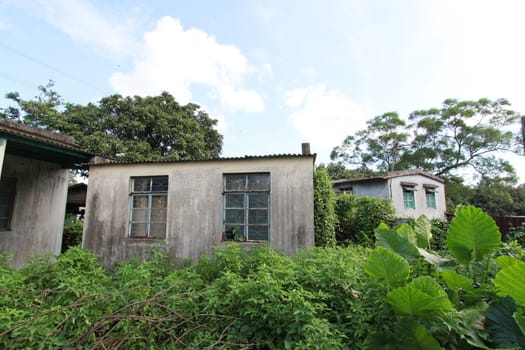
[285,84,367,162]
[12,0,138,57]
[110,16,264,112]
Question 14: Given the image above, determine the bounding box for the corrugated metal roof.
[0,120,92,155]
[332,169,444,185]
[90,153,316,166]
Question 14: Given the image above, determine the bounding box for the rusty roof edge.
[0,120,94,156]
[89,153,317,166]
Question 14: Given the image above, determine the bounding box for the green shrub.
[429,217,449,251]
[334,194,395,245]
[0,244,387,349]
[313,168,337,247]
[61,214,83,252]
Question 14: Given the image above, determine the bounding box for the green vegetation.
[365,206,525,349]
[0,245,380,349]
[334,194,396,246]
[313,167,337,247]
[61,214,83,253]
[1,206,524,349]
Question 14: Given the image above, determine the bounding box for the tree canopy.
[0,81,223,161]
[331,98,522,179]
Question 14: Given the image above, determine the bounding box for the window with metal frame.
[425,186,437,209]
[0,179,16,231]
[402,185,416,209]
[223,173,270,241]
[129,176,168,238]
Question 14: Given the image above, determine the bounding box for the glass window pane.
[225,209,245,224]
[150,208,167,222]
[426,192,436,209]
[151,176,168,192]
[150,223,166,238]
[247,174,270,191]
[151,195,167,209]
[249,193,268,208]
[130,223,147,237]
[249,209,268,225]
[131,208,148,222]
[224,225,244,240]
[133,195,149,208]
[403,190,415,209]
[225,175,246,191]
[225,193,244,208]
[248,226,268,241]
[133,178,150,192]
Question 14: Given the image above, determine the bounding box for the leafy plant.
[364,205,525,349]
[314,167,337,247]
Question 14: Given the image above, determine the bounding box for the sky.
[0,0,524,181]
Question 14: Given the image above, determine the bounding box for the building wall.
[389,175,446,219]
[351,180,389,199]
[83,157,315,267]
[0,154,68,267]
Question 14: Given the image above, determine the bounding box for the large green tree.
[1,81,223,161]
[331,98,522,179]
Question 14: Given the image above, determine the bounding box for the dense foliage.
[334,194,396,245]
[0,81,223,161]
[365,206,525,349]
[0,245,386,349]
[61,214,83,253]
[331,98,522,180]
[313,168,337,247]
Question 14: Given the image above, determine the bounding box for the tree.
[332,98,522,179]
[331,112,409,173]
[0,81,223,161]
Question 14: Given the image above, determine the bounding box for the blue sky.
[1,0,524,180]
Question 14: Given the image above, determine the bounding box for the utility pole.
[522,116,525,155]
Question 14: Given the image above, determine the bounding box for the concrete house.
[0,121,93,267]
[332,170,446,219]
[83,151,316,267]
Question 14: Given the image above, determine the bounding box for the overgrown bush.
[334,194,395,245]
[0,243,384,349]
[429,217,450,251]
[313,168,337,247]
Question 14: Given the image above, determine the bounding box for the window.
[129,176,168,238]
[223,173,270,241]
[425,187,437,209]
[402,185,416,209]
[0,179,16,230]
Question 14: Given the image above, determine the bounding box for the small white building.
[83,151,316,267]
[0,121,93,267]
[332,170,446,219]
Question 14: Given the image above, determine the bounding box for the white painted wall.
[0,154,68,267]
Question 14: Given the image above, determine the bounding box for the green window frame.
[425,187,437,209]
[0,179,16,231]
[223,173,270,241]
[128,176,168,239]
[403,186,416,209]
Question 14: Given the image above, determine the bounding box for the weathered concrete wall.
[83,157,315,267]
[0,154,68,267]
[390,175,446,219]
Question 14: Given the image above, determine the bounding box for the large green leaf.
[386,276,453,317]
[441,270,475,293]
[365,321,443,349]
[446,206,501,264]
[374,224,420,261]
[495,255,521,269]
[413,215,432,249]
[485,297,525,349]
[494,260,525,306]
[364,247,409,290]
